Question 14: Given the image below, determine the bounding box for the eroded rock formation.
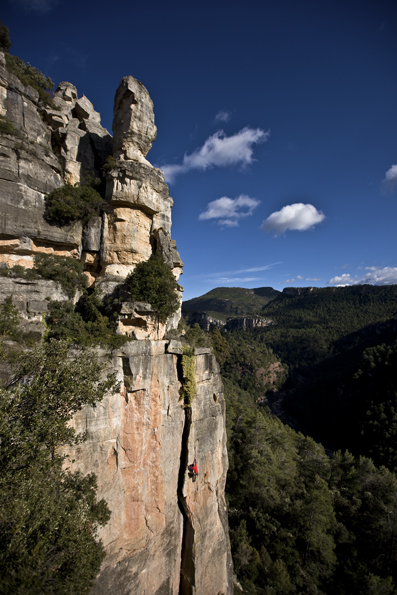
[0,56,233,593]
[0,55,183,339]
[225,316,275,331]
[103,76,183,281]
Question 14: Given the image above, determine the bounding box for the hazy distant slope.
[182,286,280,321]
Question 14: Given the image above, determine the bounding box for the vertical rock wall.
[0,58,233,592]
[66,342,233,594]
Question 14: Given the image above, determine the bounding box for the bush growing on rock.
[34,253,88,299]
[44,183,105,226]
[103,155,117,172]
[4,53,55,106]
[0,20,11,52]
[0,114,22,137]
[46,294,130,349]
[180,344,197,406]
[125,254,179,323]
[0,297,21,339]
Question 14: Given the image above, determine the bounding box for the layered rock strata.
[0,59,233,593]
[0,52,110,267]
[103,76,183,282]
[0,55,183,338]
[225,316,275,331]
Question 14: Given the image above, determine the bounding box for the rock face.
[0,56,183,337]
[0,275,69,337]
[0,56,111,267]
[0,59,233,593]
[225,316,275,331]
[66,341,233,595]
[185,311,226,332]
[103,76,183,282]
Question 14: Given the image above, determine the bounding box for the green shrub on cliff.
[4,53,55,106]
[102,154,117,172]
[44,183,105,227]
[180,344,197,406]
[126,254,179,323]
[46,296,129,348]
[34,253,88,299]
[0,20,11,52]
[0,114,22,137]
[0,340,118,594]
[0,297,21,340]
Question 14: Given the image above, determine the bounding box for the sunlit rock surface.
[0,60,232,593]
[102,76,183,285]
[66,342,233,595]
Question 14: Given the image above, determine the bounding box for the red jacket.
[192,463,198,474]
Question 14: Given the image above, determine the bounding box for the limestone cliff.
[0,54,233,593]
[66,342,232,594]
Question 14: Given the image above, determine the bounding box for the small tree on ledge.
[125,254,179,323]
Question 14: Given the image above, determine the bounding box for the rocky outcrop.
[0,58,183,337]
[225,316,275,331]
[0,274,69,337]
[65,341,233,595]
[0,53,111,268]
[282,287,315,296]
[102,76,183,283]
[184,311,226,332]
[117,301,167,341]
[0,60,232,593]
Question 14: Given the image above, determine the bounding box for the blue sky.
[2,0,397,300]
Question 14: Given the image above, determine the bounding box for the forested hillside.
[225,379,397,595]
[207,284,397,460]
[186,283,397,594]
[182,286,279,321]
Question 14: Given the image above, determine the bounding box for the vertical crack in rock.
[178,407,195,595]
[122,356,134,391]
[177,356,196,595]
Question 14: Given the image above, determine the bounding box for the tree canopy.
[125,254,179,322]
[44,184,105,227]
[224,379,397,595]
[0,340,118,594]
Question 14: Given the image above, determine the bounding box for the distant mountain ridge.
[182,286,280,321]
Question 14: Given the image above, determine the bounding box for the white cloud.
[193,262,281,284]
[358,267,397,285]
[202,263,281,277]
[214,110,231,123]
[261,203,325,235]
[12,0,59,12]
[161,127,269,183]
[199,194,260,227]
[237,264,281,273]
[328,273,354,285]
[328,267,397,286]
[381,164,397,194]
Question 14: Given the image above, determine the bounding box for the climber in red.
[188,458,198,478]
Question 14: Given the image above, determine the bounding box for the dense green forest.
[187,283,397,593]
[225,379,397,595]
